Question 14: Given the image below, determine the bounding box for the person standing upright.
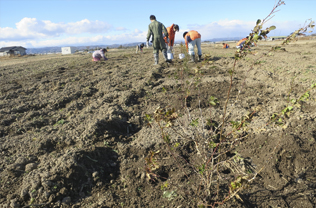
[164,24,179,53]
[183,30,202,62]
[146,15,170,65]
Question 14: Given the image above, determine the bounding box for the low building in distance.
[0,46,27,56]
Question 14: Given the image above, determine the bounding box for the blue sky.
[0,0,315,48]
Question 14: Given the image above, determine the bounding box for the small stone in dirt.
[55,200,61,207]
[110,162,117,167]
[40,171,50,179]
[20,188,28,199]
[8,164,23,171]
[140,172,146,181]
[92,171,99,178]
[62,196,71,204]
[79,192,85,198]
[15,157,27,165]
[65,138,73,145]
[10,199,19,208]
[25,163,37,172]
[43,191,51,200]
[48,194,55,202]
[111,154,118,160]
[297,178,303,184]
[59,187,68,195]
[42,180,53,188]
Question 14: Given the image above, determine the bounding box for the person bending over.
[136,43,145,54]
[164,24,179,53]
[92,48,108,61]
[222,43,230,49]
[183,30,202,62]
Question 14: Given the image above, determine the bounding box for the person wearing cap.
[183,30,202,62]
[92,48,108,61]
[164,24,179,53]
[136,43,145,54]
[146,15,171,65]
[222,43,230,49]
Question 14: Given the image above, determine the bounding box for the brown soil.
[1,41,316,208]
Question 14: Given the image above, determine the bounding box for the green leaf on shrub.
[209,96,218,106]
[190,118,199,127]
[209,141,217,149]
[198,164,206,175]
[163,135,170,144]
[163,190,177,200]
[299,92,310,101]
[256,19,262,25]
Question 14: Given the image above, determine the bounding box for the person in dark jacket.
[146,15,171,65]
[136,43,145,53]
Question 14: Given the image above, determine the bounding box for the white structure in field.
[61,47,76,55]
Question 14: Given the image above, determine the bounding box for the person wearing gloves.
[164,24,179,53]
[183,30,202,62]
[92,48,108,61]
[146,15,171,65]
[136,43,145,53]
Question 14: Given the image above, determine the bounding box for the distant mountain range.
[26,43,141,54]
[204,37,243,42]
[26,37,243,54]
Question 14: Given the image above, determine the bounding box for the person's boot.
[198,55,202,62]
[189,54,195,63]
[154,53,159,65]
[163,50,171,63]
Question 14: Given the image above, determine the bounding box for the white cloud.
[186,20,254,39]
[134,29,142,33]
[0,17,113,41]
[176,19,304,41]
[0,30,148,48]
[116,27,127,31]
[0,18,310,48]
[65,19,112,34]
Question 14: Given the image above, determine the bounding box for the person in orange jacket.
[236,37,247,49]
[236,36,258,49]
[222,43,230,49]
[183,30,202,62]
[164,24,179,52]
